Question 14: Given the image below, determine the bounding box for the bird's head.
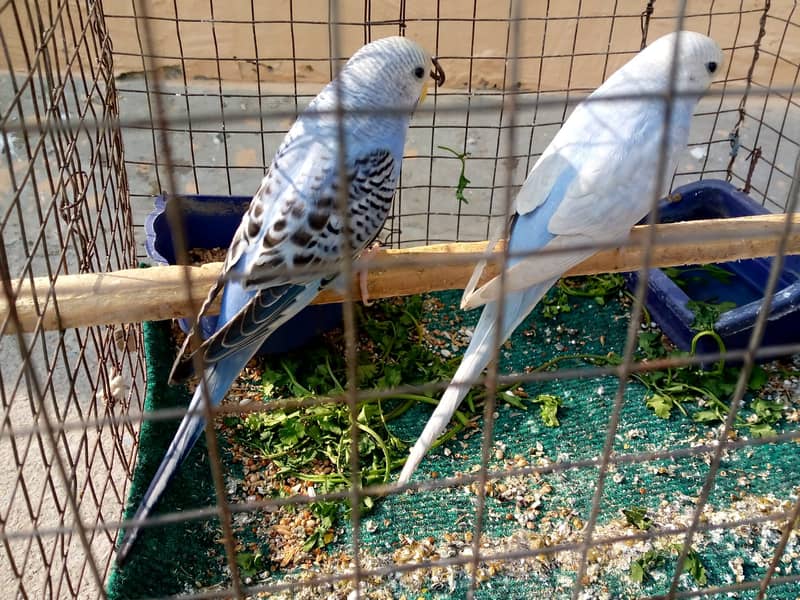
[641,31,724,96]
[332,36,445,115]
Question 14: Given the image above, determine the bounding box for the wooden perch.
[1,214,798,333]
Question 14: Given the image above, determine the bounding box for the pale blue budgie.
[397,31,722,485]
[117,36,445,564]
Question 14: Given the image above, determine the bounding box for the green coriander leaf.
[637,330,666,360]
[622,506,653,530]
[501,390,528,410]
[630,549,666,584]
[531,394,562,427]
[357,363,377,383]
[748,365,768,390]
[630,560,646,583]
[693,409,722,423]
[646,394,674,419]
[684,549,708,586]
[752,398,784,423]
[748,422,777,438]
[687,299,736,332]
[437,145,471,204]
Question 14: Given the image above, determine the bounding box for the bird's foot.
[359,242,383,306]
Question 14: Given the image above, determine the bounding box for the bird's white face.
[340,36,445,111]
[678,40,724,91]
[650,31,724,95]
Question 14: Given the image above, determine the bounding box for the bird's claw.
[359,242,382,306]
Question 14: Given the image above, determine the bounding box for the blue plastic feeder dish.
[145,194,343,355]
[625,179,800,358]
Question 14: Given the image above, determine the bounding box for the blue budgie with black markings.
[398,31,723,485]
[117,36,445,564]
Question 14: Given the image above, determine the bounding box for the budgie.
[117,36,445,564]
[397,31,722,485]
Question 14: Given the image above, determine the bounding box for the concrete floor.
[1,70,799,598]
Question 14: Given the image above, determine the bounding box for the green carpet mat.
[108,290,800,599]
[106,321,222,599]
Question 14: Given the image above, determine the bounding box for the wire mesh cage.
[0,0,143,598]
[2,1,800,599]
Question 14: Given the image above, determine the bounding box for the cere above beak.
[430,56,446,87]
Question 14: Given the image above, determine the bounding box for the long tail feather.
[397,279,557,485]
[115,351,251,565]
[117,282,322,565]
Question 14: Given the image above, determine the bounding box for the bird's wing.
[170,142,398,379]
[235,141,398,289]
[462,99,666,309]
[546,100,668,238]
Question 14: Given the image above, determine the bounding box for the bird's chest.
[603,130,687,235]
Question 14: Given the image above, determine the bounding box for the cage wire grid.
[0,0,144,598]
[1,0,800,598]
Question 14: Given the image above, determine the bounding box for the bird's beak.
[420,81,430,104]
[420,57,446,104]
[431,56,446,87]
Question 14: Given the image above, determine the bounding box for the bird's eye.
[706,61,718,74]
[414,66,425,79]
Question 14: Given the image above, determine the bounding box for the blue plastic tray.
[145,194,343,355]
[625,179,800,358]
